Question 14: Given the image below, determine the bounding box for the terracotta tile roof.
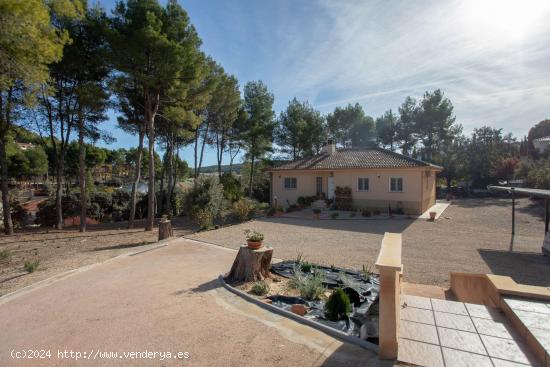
[270,148,442,170]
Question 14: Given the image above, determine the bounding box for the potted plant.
[313,208,321,219]
[244,229,264,249]
[429,211,437,221]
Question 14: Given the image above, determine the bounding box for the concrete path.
[0,238,386,366]
[418,202,450,220]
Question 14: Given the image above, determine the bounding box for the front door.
[327,176,335,199]
[316,177,323,196]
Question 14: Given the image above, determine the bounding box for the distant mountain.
[199,163,243,174]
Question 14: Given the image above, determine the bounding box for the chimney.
[322,139,336,155]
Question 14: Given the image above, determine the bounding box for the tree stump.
[227,245,273,282]
[158,219,173,240]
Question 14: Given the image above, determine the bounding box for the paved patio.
[398,294,541,366]
[0,238,384,367]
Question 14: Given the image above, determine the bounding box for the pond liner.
[218,275,379,353]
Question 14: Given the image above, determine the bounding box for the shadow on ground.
[478,248,550,286]
[172,278,221,296]
[257,216,414,236]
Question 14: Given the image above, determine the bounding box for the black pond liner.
[269,261,380,343]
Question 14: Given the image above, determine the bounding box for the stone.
[291,304,307,316]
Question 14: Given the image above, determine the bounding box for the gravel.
[188,198,550,287]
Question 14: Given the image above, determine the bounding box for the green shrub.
[349,212,356,218]
[331,212,339,219]
[169,189,186,217]
[185,176,224,219]
[233,198,253,222]
[194,209,213,230]
[361,210,371,217]
[0,249,11,261]
[313,208,321,214]
[300,261,312,273]
[373,209,381,215]
[394,207,405,215]
[250,281,269,296]
[324,288,352,321]
[244,229,264,242]
[11,201,29,228]
[290,265,325,301]
[266,207,276,216]
[220,173,244,202]
[24,260,39,273]
[36,195,79,226]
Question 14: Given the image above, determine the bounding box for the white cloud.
[261,0,550,137]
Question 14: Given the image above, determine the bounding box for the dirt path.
[0,238,386,367]
[0,218,195,296]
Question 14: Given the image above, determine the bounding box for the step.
[501,296,550,367]
[398,295,542,367]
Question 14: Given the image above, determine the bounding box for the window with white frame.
[357,177,369,191]
[389,177,403,192]
[284,177,297,190]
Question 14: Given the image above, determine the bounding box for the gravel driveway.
[188,198,550,287]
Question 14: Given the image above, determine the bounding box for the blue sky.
[97,0,550,166]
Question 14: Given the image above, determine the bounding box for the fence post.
[375,232,403,359]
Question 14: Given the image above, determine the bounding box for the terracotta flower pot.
[429,211,437,221]
[247,240,263,250]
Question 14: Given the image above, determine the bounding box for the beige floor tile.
[504,297,550,315]
[398,338,444,367]
[401,294,432,310]
[434,311,476,332]
[431,298,468,315]
[400,319,439,344]
[481,334,535,365]
[437,327,487,354]
[465,303,505,321]
[472,317,515,339]
[529,327,550,351]
[515,310,550,330]
[491,358,538,366]
[442,347,492,367]
[401,306,435,325]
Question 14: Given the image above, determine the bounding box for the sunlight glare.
[465,0,550,40]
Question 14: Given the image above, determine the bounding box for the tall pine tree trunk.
[78,116,86,232]
[165,137,174,215]
[128,128,144,229]
[55,156,64,230]
[248,155,255,199]
[0,137,13,235]
[145,92,158,232]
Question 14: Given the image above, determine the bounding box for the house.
[267,142,442,215]
[533,136,550,153]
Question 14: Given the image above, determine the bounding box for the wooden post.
[227,245,273,283]
[158,219,173,241]
[545,199,549,234]
[511,189,516,236]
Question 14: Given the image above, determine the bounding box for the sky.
[97,0,550,166]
